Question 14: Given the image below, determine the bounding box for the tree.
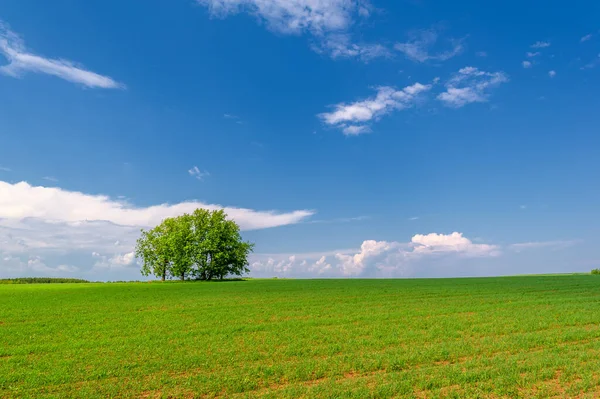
[136,223,171,281]
[191,209,254,280]
[135,209,254,281]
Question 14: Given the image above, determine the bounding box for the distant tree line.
[592,269,600,275]
[0,278,90,284]
[135,209,254,281]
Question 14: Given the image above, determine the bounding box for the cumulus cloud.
[522,60,532,68]
[250,232,500,278]
[319,82,432,135]
[530,41,551,49]
[6,254,79,276]
[394,28,465,63]
[92,251,137,270]
[548,70,556,78]
[0,21,123,89]
[411,232,499,256]
[437,66,508,108]
[197,0,385,61]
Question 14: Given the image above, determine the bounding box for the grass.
[1,276,600,398]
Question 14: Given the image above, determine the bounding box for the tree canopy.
[135,209,254,281]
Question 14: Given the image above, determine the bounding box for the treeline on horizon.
[0,277,90,284]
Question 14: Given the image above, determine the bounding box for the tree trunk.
[180,273,185,281]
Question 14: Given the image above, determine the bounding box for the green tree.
[191,209,254,280]
[135,209,254,281]
[163,215,195,281]
[135,223,171,281]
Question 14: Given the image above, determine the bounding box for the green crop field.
[1,276,600,398]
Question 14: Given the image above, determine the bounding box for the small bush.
[0,277,90,284]
[591,269,600,275]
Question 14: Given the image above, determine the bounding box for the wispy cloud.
[197,0,384,61]
[408,216,419,221]
[188,166,210,180]
[0,166,10,172]
[580,54,600,70]
[548,70,556,78]
[531,41,551,49]
[307,215,370,224]
[581,34,593,43]
[437,66,509,108]
[522,60,532,68]
[319,82,432,135]
[475,51,487,57]
[224,113,245,125]
[42,176,58,183]
[526,51,541,57]
[394,28,465,63]
[0,20,124,89]
[315,33,392,62]
[509,240,578,252]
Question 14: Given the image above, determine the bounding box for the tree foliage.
[135,209,253,281]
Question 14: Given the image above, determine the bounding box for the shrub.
[591,269,600,275]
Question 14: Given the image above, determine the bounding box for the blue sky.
[1,0,599,280]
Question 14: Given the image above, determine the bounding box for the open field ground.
[2,276,600,398]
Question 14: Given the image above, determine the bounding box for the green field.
[2,276,600,398]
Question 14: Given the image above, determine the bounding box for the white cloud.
[188,166,210,180]
[342,125,371,135]
[548,70,556,78]
[476,51,487,57]
[531,41,551,49]
[0,21,123,89]
[411,232,499,257]
[197,0,381,60]
[581,34,593,43]
[250,232,500,278]
[42,176,58,183]
[319,82,432,134]
[394,28,465,63]
[315,33,391,61]
[93,251,137,269]
[437,66,509,108]
[0,181,313,233]
[24,256,79,274]
[526,51,541,57]
[0,166,10,172]
[111,252,135,266]
[522,61,532,68]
